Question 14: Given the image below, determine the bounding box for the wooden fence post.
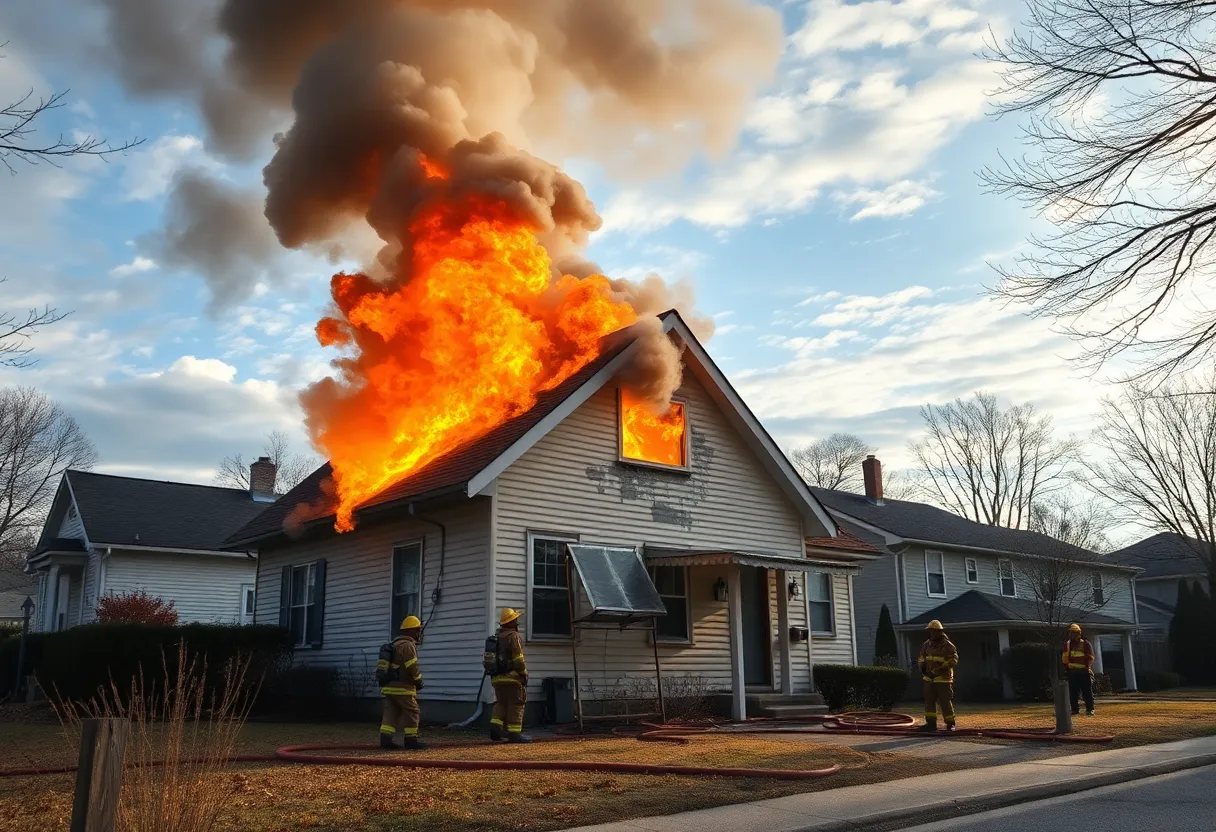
[70,718,130,832]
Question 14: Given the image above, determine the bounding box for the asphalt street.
[896,765,1216,832]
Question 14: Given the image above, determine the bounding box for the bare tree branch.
[215,430,318,495]
[910,392,1081,527]
[1030,493,1117,552]
[0,278,68,368]
[790,433,873,491]
[984,0,1216,383]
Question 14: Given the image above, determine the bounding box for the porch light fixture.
[788,577,802,601]
[713,578,728,602]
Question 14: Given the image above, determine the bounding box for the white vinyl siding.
[845,522,899,666]
[494,375,838,698]
[810,574,856,666]
[925,550,946,597]
[103,551,256,624]
[254,500,491,700]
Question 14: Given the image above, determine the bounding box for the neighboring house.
[812,457,1143,696]
[0,572,36,625]
[1108,532,1211,636]
[225,311,880,723]
[26,463,277,632]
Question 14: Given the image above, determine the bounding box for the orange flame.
[312,191,646,531]
[620,388,686,467]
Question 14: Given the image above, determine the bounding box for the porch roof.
[643,546,860,576]
[897,589,1135,632]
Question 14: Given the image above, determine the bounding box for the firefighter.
[918,619,959,732]
[379,615,426,750]
[1062,623,1096,717]
[489,608,531,743]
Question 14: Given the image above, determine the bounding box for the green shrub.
[256,663,343,720]
[1001,642,1052,702]
[1137,670,1182,692]
[873,605,899,666]
[1093,673,1112,696]
[0,631,43,697]
[814,664,910,711]
[3,623,293,705]
[964,677,1005,702]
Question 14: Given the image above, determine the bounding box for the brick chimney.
[862,455,883,504]
[249,456,278,502]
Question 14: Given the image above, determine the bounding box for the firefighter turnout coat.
[1062,638,1095,672]
[381,635,424,696]
[918,636,959,683]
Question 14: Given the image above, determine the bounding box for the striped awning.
[643,546,859,576]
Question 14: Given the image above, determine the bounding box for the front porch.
[25,538,89,632]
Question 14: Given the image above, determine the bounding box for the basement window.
[619,388,689,470]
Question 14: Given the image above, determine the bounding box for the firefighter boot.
[403,736,428,751]
[380,733,400,750]
[507,732,533,744]
[917,720,937,732]
[489,724,508,743]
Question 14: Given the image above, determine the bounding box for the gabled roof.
[42,470,268,553]
[812,487,1137,570]
[1108,532,1209,580]
[804,530,882,556]
[226,310,838,547]
[32,537,87,556]
[902,589,1132,629]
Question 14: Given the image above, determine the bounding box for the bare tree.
[1030,493,1116,553]
[983,0,1216,382]
[1085,372,1216,588]
[880,468,920,501]
[1009,544,1114,732]
[790,433,873,491]
[0,278,68,369]
[910,392,1080,528]
[215,430,317,495]
[0,387,98,568]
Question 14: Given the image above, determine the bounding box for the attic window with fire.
[619,388,689,470]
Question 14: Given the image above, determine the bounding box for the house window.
[998,559,1016,597]
[240,585,255,625]
[289,563,317,646]
[1091,571,1104,605]
[391,541,423,635]
[925,551,946,597]
[965,558,979,585]
[530,534,577,639]
[619,389,689,470]
[808,573,835,634]
[650,565,690,642]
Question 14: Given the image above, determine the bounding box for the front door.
[740,567,771,686]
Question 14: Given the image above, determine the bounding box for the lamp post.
[13,596,33,702]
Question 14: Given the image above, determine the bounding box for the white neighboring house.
[225,311,880,724]
[26,463,277,632]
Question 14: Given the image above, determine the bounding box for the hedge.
[1001,642,1053,702]
[0,623,294,705]
[1138,670,1182,693]
[814,664,909,711]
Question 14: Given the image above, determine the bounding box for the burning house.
[225,312,879,723]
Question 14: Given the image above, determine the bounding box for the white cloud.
[836,179,940,220]
[121,134,216,201]
[109,256,157,276]
[791,0,983,55]
[810,286,936,327]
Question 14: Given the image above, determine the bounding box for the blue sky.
[0,0,1117,486]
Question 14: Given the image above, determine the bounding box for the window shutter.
[310,558,327,647]
[278,566,291,628]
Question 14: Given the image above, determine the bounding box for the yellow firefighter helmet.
[499,608,522,626]
[1069,623,1082,634]
[400,615,422,631]
[926,619,944,631]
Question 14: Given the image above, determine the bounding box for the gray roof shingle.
[1107,532,1209,580]
[903,589,1130,628]
[63,470,268,551]
[811,488,1120,564]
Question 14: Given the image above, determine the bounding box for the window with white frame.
[240,585,255,625]
[650,565,690,642]
[289,563,317,646]
[808,572,834,634]
[1091,571,1104,605]
[530,534,576,639]
[965,558,979,584]
[925,550,946,597]
[391,541,423,635]
[998,558,1016,597]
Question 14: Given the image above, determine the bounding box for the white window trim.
[525,530,580,643]
[964,557,979,585]
[389,537,426,638]
[998,558,1017,598]
[808,572,836,636]
[239,584,255,625]
[925,550,947,598]
[290,562,318,647]
[616,388,692,473]
[649,564,693,645]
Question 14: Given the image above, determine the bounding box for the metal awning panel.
[643,546,859,576]
[566,544,668,624]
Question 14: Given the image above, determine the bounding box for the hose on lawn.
[744,711,1115,743]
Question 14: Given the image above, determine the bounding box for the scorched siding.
[492,376,835,698]
[253,499,490,701]
[105,551,255,624]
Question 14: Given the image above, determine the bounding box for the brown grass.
[955,699,1216,746]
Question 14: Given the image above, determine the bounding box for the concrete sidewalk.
[561,735,1216,832]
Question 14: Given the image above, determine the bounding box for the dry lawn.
[955,699,1216,747]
